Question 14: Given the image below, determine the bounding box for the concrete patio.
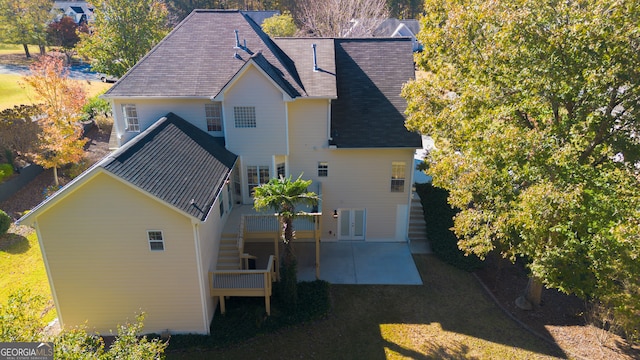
[245,241,423,285]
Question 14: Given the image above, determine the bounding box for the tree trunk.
[53,167,59,187]
[515,277,543,310]
[39,44,46,56]
[22,44,31,59]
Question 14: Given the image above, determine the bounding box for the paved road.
[0,63,99,81]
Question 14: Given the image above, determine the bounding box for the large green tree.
[0,0,52,58]
[253,175,318,308]
[76,0,170,78]
[403,0,640,328]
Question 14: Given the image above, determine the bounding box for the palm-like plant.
[253,175,319,308]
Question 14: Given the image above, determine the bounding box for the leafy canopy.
[262,12,297,37]
[76,0,170,77]
[253,175,318,222]
[0,0,52,57]
[23,55,88,186]
[403,0,640,315]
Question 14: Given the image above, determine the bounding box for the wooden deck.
[210,255,276,315]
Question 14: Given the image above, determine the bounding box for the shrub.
[63,159,89,179]
[0,163,13,183]
[82,93,111,120]
[416,183,483,271]
[0,289,46,342]
[168,280,331,351]
[0,209,11,235]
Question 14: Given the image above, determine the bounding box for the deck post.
[315,215,320,279]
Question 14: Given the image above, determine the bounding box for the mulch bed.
[475,253,640,360]
[0,125,111,220]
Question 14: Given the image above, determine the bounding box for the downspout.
[192,221,209,334]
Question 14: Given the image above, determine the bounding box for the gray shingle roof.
[104,10,308,98]
[274,38,337,98]
[329,38,422,148]
[101,113,237,220]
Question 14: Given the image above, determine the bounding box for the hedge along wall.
[0,164,43,203]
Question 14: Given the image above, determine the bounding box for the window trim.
[234,106,256,128]
[247,165,270,195]
[205,102,223,132]
[122,104,140,132]
[147,230,165,251]
[390,161,406,192]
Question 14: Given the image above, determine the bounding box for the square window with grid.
[390,161,406,192]
[148,230,164,251]
[205,103,223,132]
[123,104,139,132]
[318,162,328,177]
[234,106,256,128]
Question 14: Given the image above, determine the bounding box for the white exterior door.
[338,209,366,240]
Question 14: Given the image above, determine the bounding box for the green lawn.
[0,227,56,323]
[168,255,565,360]
[0,73,112,111]
[0,44,40,57]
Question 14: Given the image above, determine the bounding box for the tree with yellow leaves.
[23,55,87,187]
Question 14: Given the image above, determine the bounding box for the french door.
[338,209,366,240]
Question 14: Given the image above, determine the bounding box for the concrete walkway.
[245,241,423,285]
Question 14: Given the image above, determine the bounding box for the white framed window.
[205,102,223,132]
[234,106,256,128]
[122,104,139,132]
[391,161,406,192]
[318,162,328,177]
[147,230,164,251]
[247,165,270,195]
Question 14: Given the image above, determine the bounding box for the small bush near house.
[63,159,89,179]
[82,93,111,119]
[415,183,483,271]
[168,280,331,351]
[0,210,11,235]
[0,164,13,182]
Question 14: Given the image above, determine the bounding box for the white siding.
[287,99,415,242]
[35,173,206,334]
[112,98,221,145]
[223,66,288,161]
[197,183,232,327]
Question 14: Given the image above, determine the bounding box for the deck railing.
[209,255,276,315]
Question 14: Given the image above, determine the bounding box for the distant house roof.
[330,38,422,148]
[102,113,237,220]
[374,19,420,37]
[104,10,310,98]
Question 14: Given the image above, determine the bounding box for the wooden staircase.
[217,233,241,270]
[408,192,431,254]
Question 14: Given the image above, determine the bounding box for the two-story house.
[18,10,421,335]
